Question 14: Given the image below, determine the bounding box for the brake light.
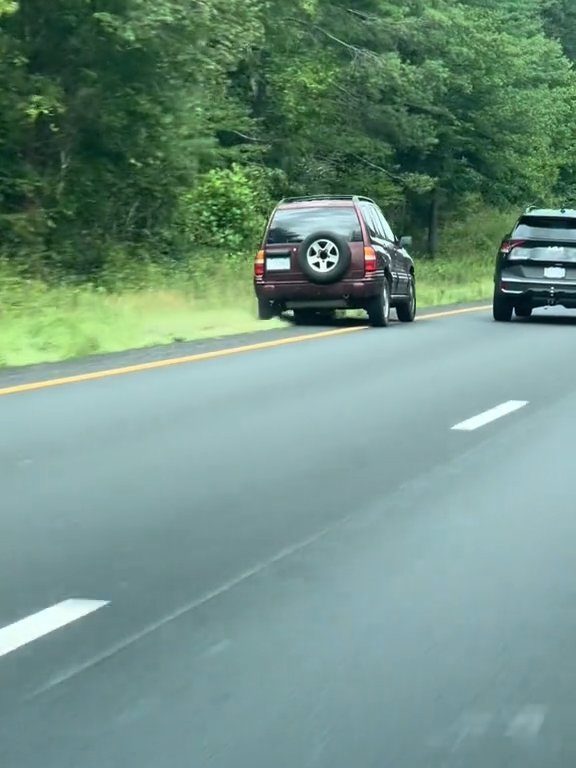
[254,249,265,277]
[500,239,526,255]
[364,246,377,274]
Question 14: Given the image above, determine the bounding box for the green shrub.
[180,164,282,251]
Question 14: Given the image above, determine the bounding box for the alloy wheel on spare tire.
[297,231,351,285]
[366,279,391,328]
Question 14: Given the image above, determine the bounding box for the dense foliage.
[1,0,575,273]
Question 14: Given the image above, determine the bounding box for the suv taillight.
[364,246,377,275]
[500,239,526,255]
[254,250,265,277]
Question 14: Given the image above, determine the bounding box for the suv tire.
[366,279,391,327]
[515,304,532,318]
[258,298,276,320]
[293,309,318,325]
[493,289,513,322]
[396,276,416,322]
[297,231,351,285]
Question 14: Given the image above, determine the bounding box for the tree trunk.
[427,187,440,257]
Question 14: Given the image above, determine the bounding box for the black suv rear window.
[266,207,362,245]
[514,215,576,242]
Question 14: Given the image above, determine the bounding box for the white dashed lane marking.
[505,705,547,739]
[0,599,109,659]
[430,706,549,752]
[451,400,529,432]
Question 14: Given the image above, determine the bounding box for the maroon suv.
[254,195,415,327]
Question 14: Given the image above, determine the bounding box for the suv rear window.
[266,207,363,245]
[514,215,576,242]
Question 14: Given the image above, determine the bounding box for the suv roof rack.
[523,205,576,216]
[280,195,375,205]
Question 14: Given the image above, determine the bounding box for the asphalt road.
[1,305,576,767]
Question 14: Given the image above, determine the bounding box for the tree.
[1,0,576,269]
[542,0,576,60]
[0,0,264,271]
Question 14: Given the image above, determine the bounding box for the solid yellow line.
[418,304,491,321]
[0,326,364,397]
[0,304,490,397]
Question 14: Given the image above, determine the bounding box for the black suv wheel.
[493,289,513,322]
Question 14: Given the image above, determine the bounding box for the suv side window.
[360,203,383,240]
[375,208,396,242]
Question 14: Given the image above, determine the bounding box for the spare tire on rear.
[297,231,351,285]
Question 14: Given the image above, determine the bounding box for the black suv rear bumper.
[500,277,576,307]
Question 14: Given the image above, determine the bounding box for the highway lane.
[1,306,576,766]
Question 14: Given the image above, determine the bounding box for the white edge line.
[0,599,109,659]
[451,400,529,432]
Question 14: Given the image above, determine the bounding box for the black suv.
[254,195,415,327]
[493,207,576,321]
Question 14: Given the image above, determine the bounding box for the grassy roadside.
[0,262,279,368]
[0,257,492,368]
[0,209,508,368]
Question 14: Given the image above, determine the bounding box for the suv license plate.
[544,266,566,279]
[267,257,290,271]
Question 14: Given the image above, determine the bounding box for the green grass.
[0,263,283,367]
[416,206,509,306]
[0,208,513,368]
[416,256,493,307]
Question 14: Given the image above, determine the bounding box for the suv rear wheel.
[293,309,318,325]
[493,289,513,322]
[366,280,391,327]
[515,304,532,318]
[258,298,276,321]
[292,309,335,325]
[396,276,416,322]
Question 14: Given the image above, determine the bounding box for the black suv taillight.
[500,239,526,255]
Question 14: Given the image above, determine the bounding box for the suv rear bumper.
[254,277,383,309]
[499,277,576,307]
